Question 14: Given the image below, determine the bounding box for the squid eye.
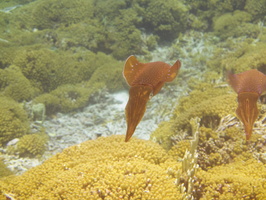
[149,92,153,99]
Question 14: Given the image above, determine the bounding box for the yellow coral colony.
[0,135,183,200]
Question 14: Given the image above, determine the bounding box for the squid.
[123,55,181,142]
[227,69,266,140]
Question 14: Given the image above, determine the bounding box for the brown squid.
[227,69,266,140]
[123,55,181,142]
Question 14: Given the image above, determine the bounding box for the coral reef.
[220,42,266,74]
[151,89,236,150]
[186,0,246,31]
[244,0,266,21]
[0,65,39,101]
[168,139,191,160]
[7,132,48,157]
[197,126,265,170]
[33,82,104,115]
[213,10,260,39]
[0,135,183,199]
[10,0,94,30]
[0,97,29,145]
[4,47,124,114]
[141,0,188,40]
[0,1,265,199]
[194,158,266,199]
[207,28,266,74]
[1,0,191,60]
[13,48,105,93]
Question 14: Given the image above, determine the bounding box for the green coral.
[185,0,246,31]
[222,42,266,73]
[7,130,48,157]
[208,41,266,74]
[0,97,29,145]
[213,10,260,39]
[13,48,64,92]
[30,50,125,115]
[87,53,124,92]
[194,158,266,199]
[32,93,61,115]
[33,78,107,115]
[141,0,188,40]
[0,65,39,101]
[13,48,94,93]
[0,43,19,69]
[244,0,266,21]
[0,135,183,199]
[15,132,48,157]
[10,0,94,30]
[108,8,144,59]
[12,47,123,94]
[49,83,100,113]
[3,0,191,60]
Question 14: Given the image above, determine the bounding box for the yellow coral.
[0,135,183,199]
[195,158,266,199]
[168,140,191,160]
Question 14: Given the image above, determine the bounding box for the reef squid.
[123,55,181,142]
[227,69,266,140]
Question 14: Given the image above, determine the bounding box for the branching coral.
[196,126,265,170]
[0,135,183,199]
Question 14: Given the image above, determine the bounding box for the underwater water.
[0,0,266,199]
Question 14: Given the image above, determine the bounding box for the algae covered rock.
[0,135,183,199]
